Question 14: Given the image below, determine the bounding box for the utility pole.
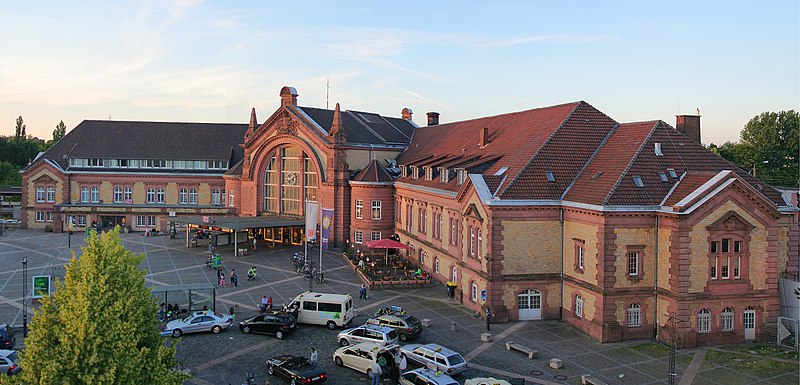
[667,313,684,385]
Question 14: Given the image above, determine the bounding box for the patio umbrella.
[363,239,409,268]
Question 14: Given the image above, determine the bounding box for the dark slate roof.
[34,120,247,172]
[353,160,394,182]
[296,106,415,146]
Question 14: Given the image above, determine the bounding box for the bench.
[581,374,609,385]
[505,341,537,359]
[238,248,248,256]
[421,319,432,327]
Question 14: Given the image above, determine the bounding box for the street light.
[22,257,27,338]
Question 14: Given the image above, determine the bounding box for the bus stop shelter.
[167,215,304,257]
[152,283,217,314]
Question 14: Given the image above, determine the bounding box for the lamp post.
[22,257,27,338]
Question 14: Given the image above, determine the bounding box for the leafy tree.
[53,120,67,142]
[0,161,21,188]
[6,228,188,385]
[14,116,25,141]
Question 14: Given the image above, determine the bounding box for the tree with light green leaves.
[52,120,67,142]
[3,228,188,385]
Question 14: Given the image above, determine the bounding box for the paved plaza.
[0,228,797,385]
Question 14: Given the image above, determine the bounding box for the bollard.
[450,321,457,332]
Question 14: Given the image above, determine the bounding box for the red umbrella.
[364,239,409,268]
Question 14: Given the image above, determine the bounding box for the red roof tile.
[353,160,394,183]
[662,172,718,206]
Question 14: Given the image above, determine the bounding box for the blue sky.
[1,1,797,144]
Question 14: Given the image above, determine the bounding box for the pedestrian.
[231,269,238,287]
[398,353,407,372]
[158,302,166,322]
[388,363,400,385]
[485,306,492,331]
[252,237,257,251]
[217,267,222,282]
[369,360,382,385]
[359,283,368,299]
[229,306,236,322]
[220,272,226,287]
[310,347,318,367]
[266,296,273,311]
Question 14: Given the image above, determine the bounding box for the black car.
[266,355,327,385]
[239,312,297,339]
[0,325,14,349]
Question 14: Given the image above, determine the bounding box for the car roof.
[0,350,16,357]
[360,325,395,333]
[294,292,352,302]
[410,368,458,384]
[418,344,459,356]
[348,342,397,352]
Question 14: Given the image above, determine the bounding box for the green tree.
[0,161,21,188]
[14,116,25,141]
[9,228,188,385]
[740,110,799,187]
[52,120,67,142]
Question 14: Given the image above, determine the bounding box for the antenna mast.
[326,77,330,109]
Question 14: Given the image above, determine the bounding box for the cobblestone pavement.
[0,228,797,385]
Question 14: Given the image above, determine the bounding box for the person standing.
[398,353,407,373]
[219,272,226,287]
[359,283,368,299]
[485,307,492,331]
[217,267,222,285]
[252,237,257,251]
[388,363,400,385]
[231,269,238,288]
[310,348,318,367]
[369,361,382,385]
[229,306,236,323]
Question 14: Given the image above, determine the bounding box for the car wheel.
[275,331,284,340]
[334,356,343,366]
[242,326,250,334]
[172,329,182,338]
[399,333,408,342]
[267,364,274,375]
[339,338,349,347]
[366,369,373,378]
[326,321,337,330]
[211,325,222,334]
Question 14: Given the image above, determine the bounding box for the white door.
[744,308,756,340]
[517,289,542,320]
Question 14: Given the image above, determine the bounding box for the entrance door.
[517,289,542,320]
[744,307,756,340]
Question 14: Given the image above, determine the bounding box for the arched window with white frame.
[697,309,711,334]
[627,303,641,327]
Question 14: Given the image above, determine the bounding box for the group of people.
[259,295,274,312]
[369,352,406,385]
[158,302,184,322]
[215,267,238,288]
[247,265,257,281]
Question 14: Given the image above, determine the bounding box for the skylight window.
[632,176,645,188]
[591,171,604,180]
[658,172,668,182]
[667,169,678,178]
[494,167,509,176]
[545,171,555,182]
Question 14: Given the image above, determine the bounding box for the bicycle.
[243,370,255,385]
[297,261,310,276]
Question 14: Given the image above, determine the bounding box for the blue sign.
[481,290,487,302]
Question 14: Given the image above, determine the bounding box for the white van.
[289,292,355,330]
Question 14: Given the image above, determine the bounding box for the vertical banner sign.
[321,208,334,251]
[305,202,319,241]
[32,276,51,298]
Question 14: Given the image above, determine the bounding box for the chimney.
[280,86,298,106]
[675,114,701,144]
[479,127,489,147]
[426,112,439,126]
[401,108,413,121]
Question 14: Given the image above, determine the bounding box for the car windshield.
[446,354,464,365]
[387,330,398,339]
[407,316,421,326]
[7,351,18,362]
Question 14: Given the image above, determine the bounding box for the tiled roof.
[353,160,394,183]
[34,120,247,172]
[662,172,717,206]
[296,106,415,146]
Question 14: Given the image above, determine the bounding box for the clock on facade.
[284,172,298,185]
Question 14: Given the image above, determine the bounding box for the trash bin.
[446,281,458,298]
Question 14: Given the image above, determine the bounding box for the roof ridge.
[602,121,660,205]
[413,101,583,131]
[561,123,620,200]
[498,101,584,197]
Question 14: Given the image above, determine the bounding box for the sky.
[1,1,798,145]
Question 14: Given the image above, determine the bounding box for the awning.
[166,215,304,231]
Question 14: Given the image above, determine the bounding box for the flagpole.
[319,204,323,276]
[305,198,312,292]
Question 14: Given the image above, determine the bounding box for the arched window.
[451,266,458,283]
[262,146,318,215]
[189,188,197,204]
[179,188,188,204]
[81,187,90,203]
[211,189,221,205]
[471,281,478,302]
[697,309,711,334]
[721,308,734,332]
[123,187,133,203]
[113,187,123,203]
[627,303,641,327]
[575,295,584,318]
[146,188,156,203]
[91,187,99,203]
[434,257,439,273]
[156,188,165,203]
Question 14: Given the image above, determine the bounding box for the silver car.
[164,311,233,337]
[0,350,21,376]
[399,343,467,376]
[337,325,398,347]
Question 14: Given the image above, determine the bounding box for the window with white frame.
[371,200,381,220]
[77,215,86,227]
[451,266,457,282]
[113,187,123,203]
[36,187,45,202]
[179,188,188,204]
[418,207,426,233]
[354,230,363,244]
[189,188,197,204]
[395,200,401,223]
[721,308,734,332]
[627,252,639,276]
[471,282,478,302]
[434,257,439,273]
[697,309,711,334]
[355,200,363,219]
[477,228,482,259]
[469,226,475,257]
[627,303,641,327]
[221,188,226,206]
[157,188,165,203]
[371,232,381,241]
[136,215,156,227]
[146,188,156,203]
[123,187,132,203]
[46,187,55,202]
[81,187,90,203]
[35,211,45,222]
[91,187,99,203]
[228,190,235,207]
[211,189,221,205]
[575,295,584,318]
[406,204,413,232]
[46,212,53,222]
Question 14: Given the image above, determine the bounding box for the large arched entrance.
[517,289,542,320]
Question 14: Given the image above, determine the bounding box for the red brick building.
[21,86,798,346]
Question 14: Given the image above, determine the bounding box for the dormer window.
[456,168,467,185]
[632,176,644,188]
[409,166,418,179]
[545,171,555,182]
[400,165,407,178]
[439,167,449,183]
[424,166,433,181]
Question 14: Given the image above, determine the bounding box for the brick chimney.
[479,127,489,147]
[401,108,413,121]
[675,114,701,144]
[426,112,439,126]
[280,86,298,106]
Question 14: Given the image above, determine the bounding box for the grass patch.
[631,342,670,357]
[704,350,800,377]
[704,350,742,365]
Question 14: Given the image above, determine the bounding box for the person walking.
[231,269,238,288]
[359,283,368,299]
[310,348,318,367]
[485,307,492,331]
[398,353,407,373]
[229,306,236,323]
[217,267,222,285]
[369,361,382,385]
[219,272,226,287]
[252,237,257,251]
[388,363,400,385]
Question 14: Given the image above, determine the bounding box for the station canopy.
[167,215,304,231]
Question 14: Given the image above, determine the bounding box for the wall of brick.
[501,220,560,275]
[563,220,599,287]
[613,227,655,288]
[658,227,673,291]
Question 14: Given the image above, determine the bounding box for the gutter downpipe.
[653,214,659,340]
[560,208,565,320]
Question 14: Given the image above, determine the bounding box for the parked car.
[164,311,233,337]
[266,355,327,385]
[400,343,467,376]
[464,378,513,385]
[239,311,297,339]
[0,325,14,349]
[401,368,459,385]
[0,350,20,376]
[332,342,399,376]
[337,325,398,347]
[365,312,423,341]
